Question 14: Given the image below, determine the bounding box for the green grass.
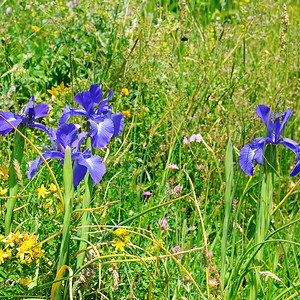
[0,0,299,299]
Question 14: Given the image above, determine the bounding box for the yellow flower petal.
[114,240,125,252]
[38,184,48,199]
[32,25,40,32]
[19,278,32,286]
[121,88,129,96]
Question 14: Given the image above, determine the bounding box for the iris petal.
[239,144,256,176]
[72,132,89,151]
[96,89,113,114]
[110,112,124,137]
[280,137,300,176]
[252,137,272,165]
[73,91,91,113]
[72,160,88,187]
[73,85,103,114]
[27,150,64,179]
[59,105,88,125]
[56,123,78,152]
[89,83,103,107]
[290,160,300,177]
[256,105,273,138]
[23,96,35,123]
[30,123,48,133]
[33,103,49,120]
[0,112,22,135]
[77,154,106,185]
[89,118,114,149]
[273,109,293,142]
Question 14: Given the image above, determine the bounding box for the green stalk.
[5,124,26,236]
[251,144,275,299]
[221,139,234,287]
[76,173,94,269]
[56,146,74,299]
[256,144,276,261]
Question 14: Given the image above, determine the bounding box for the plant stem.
[5,124,26,236]
[56,146,74,299]
[76,174,94,270]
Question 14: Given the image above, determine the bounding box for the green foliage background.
[0,0,299,299]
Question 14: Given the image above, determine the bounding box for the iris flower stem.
[251,145,275,300]
[56,146,74,300]
[76,136,94,270]
[5,124,26,236]
[76,173,94,270]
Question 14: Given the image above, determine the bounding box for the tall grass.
[0,0,299,299]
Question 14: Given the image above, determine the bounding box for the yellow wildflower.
[3,249,12,260]
[122,110,131,117]
[31,12,35,17]
[115,228,130,242]
[14,231,23,243]
[19,278,32,286]
[0,167,9,181]
[47,86,59,100]
[0,249,5,265]
[53,31,58,37]
[32,25,40,32]
[48,83,69,100]
[0,187,8,195]
[121,88,129,96]
[38,184,48,199]
[57,82,69,94]
[113,228,130,252]
[114,240,125,252]
[19,238,35,253]
[49,183,57,193]
[17,235,36,263]
[4,233,15,247]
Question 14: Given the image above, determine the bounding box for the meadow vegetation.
[0,0,299,299]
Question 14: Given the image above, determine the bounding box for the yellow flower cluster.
[32,25,40,32]
[121,88,129,96]
[0,231,44,266]
[38,184,49,199]
[0,167,9,181]
[19,278,32,286]
[0,187,7,195]
[122,110,131,117]
[47,82,70,100]
[113,228,130,252]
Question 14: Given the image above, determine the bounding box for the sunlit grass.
[0,0,299,299]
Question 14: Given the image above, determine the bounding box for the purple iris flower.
[0,96,49,135]
[27,123,106,187]
[59,84,124,149]
[239,104,300,176]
